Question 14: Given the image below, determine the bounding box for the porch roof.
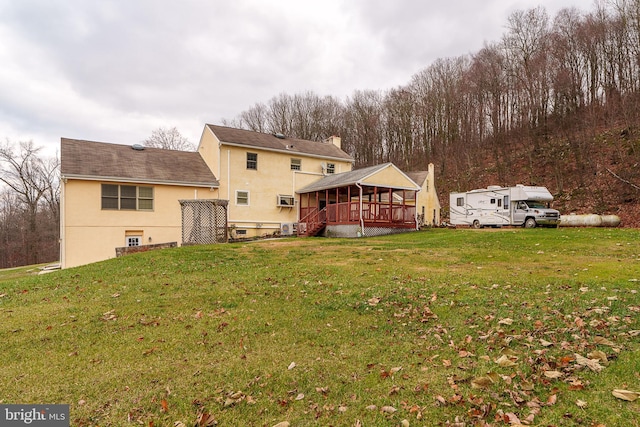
[297,162,420,193]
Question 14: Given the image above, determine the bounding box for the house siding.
[61,179,218,268]
[199,135,353,238]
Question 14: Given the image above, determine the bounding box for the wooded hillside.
[225,2,640,226]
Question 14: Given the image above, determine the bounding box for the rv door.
[512,201,528,225]
[495,195,510,225]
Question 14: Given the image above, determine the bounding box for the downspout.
[415,187,422,230]
[356,182,364,237]
[226,150,231,200]
[59,176,66,268]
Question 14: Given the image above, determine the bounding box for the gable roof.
[205,124,354,162]
[297,163,420,193]
[61,138,219,187]
[406,171,428,187]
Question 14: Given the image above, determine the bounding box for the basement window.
[126,236,141,247]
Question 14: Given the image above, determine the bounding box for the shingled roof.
[297,163,420,193]
[61,138,219,187]
[206,124,354,162]
[406,171,428,187]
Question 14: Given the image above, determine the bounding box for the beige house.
[198,124,354,238]
[60,125,441,268]
[407,163,441,227]
[60,139,220,268]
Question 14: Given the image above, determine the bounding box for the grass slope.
[1,228,640,426]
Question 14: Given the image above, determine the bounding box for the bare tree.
[0,140,59,265]
[143,127,195,151]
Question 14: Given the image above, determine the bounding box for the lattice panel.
[180,199,228,245]
[361,226,415,238]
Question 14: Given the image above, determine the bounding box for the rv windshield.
[526,201,547,209]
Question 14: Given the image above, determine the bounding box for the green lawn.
[1,228,640,426]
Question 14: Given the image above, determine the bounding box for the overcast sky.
[0,0,593,156]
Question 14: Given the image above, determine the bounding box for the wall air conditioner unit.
[277,195,295,207]
[280,223,296,236]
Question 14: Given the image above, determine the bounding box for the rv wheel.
[524,218,537,228]
[472,220,482,229]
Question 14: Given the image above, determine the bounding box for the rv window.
[490,198,496,204]
[456,197,464,207]
[497,199,502,207]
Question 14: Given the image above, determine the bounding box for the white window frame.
[126,236,141,247]
[236,190,249,206]
[101,184,154,211]
[326,163,335,174]
[277,195,295,207]
[290,158,301,171]
[246,152,257,170]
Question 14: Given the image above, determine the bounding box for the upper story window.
[290,158,301,171]
[102,184,154,211]
[247,152,257,170]
[326,163,335,174]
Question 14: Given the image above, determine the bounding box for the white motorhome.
[450,185,560,228]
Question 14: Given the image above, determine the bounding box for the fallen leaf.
[295,393,304,401]
[539,338,554,347]
[587,350,608,363]
[495,354,517,367]
[546,394,557,406]
[593,336,616,347]
[612,389,640,401]
[194,411,217,426]
[381,406,397,414]
[543,370,563,379]
[315,387,329,395]
[365,404,377,411]
[471,376,494,389]
[160,399,168,413]
[434,395,447,405]
[498,318,514,325]
[503,412,521,424]
[287,362,296,370]
[143,347,158,356]
[576,399,587,408]
[271,422,290,427]
[574,353,603,372]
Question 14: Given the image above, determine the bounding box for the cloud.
[0,0,591,154]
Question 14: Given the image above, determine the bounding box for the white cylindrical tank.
[600,215,622,227]
[560,214,621,227]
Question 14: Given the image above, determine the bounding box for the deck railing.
[299,202,416,234]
